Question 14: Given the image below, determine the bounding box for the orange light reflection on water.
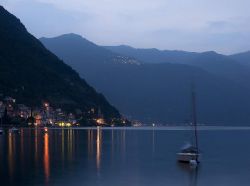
[8,133,14,182]
[35,129,38,166]
[96,128,102,171]
[44,133,50,184]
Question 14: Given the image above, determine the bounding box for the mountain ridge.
[230,51,250,66]
[0,6,125,125]
[40,33,250,125]
[40,33,141,66]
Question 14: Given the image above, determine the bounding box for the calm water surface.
[0,127,250,186]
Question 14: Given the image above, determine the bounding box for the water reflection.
[121,129,126,157]
[88,129,94,158]
[152,128,155,154]
[34,129,39,168]
[61,129,65,162]
[67,129,73,161]
[178,163,199,186]
[2,128,250,186]
[111,129,114,159]
[0,133,4,172]
[96,127,102,171]
[8,133,14,183]
[44,133,50,184]
[20,129,25,175]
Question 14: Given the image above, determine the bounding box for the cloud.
[208,21,229,30]
[2,0,250,53]
[1,0,90,37]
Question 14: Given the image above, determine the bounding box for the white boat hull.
[177,152,200,163]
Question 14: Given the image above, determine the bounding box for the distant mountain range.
[230,51,250,66]
[105,45,250,66]
[105,45,198,64]
[40,34,140,67]
[106,46,250,89]
[0,6,124,125]
[40,33,250,125]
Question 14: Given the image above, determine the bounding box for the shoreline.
[2,125,250,131]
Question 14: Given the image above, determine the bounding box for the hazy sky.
[2,0,250,54]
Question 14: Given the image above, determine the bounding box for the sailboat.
[177,86,200,164]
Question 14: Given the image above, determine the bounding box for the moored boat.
[177,143,200,163]
[177,85,200,165]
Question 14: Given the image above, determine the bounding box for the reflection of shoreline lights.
[44,133,50,184]
[8,133,14,181]
[67,129,73,161]
[111,129,114,158]
[96,127,102,170]
[20,129,25,172]
[121,130,126,158]
[35,129,38,166]
[61,129,65,161]
[88,130,94,158]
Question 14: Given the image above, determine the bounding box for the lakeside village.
[0,96,129,128]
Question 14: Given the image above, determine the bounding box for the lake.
[0,127,250,186]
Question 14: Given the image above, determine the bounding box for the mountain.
[229,51,250,66]
[106,46,250,90]
[40,34,250,125]
[0,6,124,125]
[40,34,140,67]
[185,51,250,90]
[104,45,198,64]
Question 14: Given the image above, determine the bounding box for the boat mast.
[191,85,199,153]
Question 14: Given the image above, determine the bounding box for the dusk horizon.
[40,32,250,55]
[2,0,250,54]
